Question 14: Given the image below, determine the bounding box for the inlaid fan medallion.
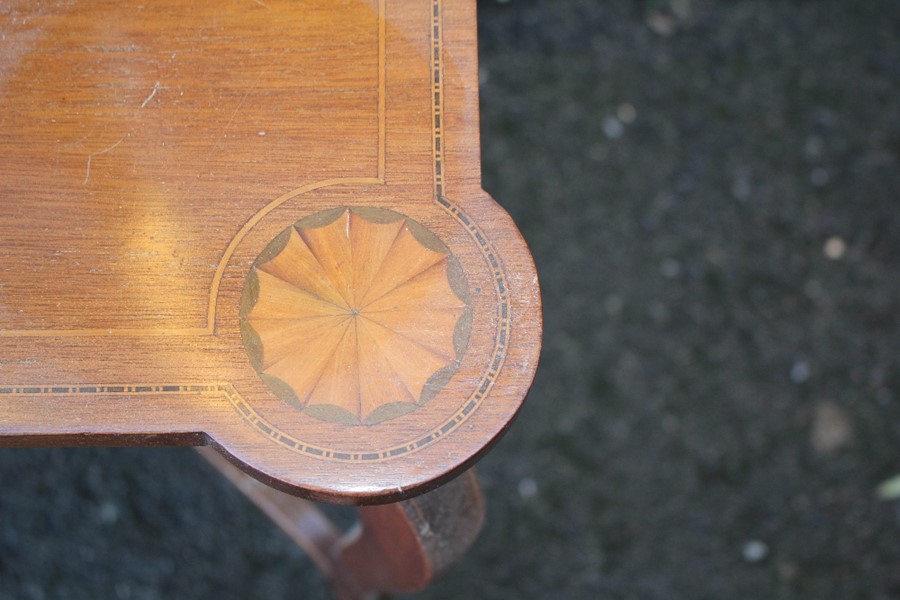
[240,207,471,425]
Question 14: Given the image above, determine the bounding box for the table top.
[0,0,541,504]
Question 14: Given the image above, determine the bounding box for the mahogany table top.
[0,0,541,504]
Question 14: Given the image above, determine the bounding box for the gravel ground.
[2,1,900,598]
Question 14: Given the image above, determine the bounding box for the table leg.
[197,447,484,599]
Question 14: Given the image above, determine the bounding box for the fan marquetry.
[241,207,470,425]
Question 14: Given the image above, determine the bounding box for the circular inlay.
[240,207,471,425]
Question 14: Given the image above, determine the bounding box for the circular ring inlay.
[240,206,471,425]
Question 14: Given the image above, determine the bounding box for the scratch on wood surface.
[83,136,126,185]
[185,70,265,195]
[140,81,161,108]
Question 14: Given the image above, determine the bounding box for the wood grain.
[0,0,542,504]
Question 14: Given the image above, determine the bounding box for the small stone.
[803,279,824,300]
[98,501,120,525]
[730,176,752,201]
[602,116,625,140]
[868,367,886,387]
[517,477,538,499]
[810,167,830,187]
[115,582,132,599]
[604,294,624,316]
[646,11,675,35]
[877,473,900,501]
[660,258,681,278]
[79,545,97,561]
[670,0,693,19]
[810,401,853,455]
[823,236,846,260]
[608,419,630,441]
[790,360,810,384]
[804,135,824,159]
[778,561,799,581]
[675,172,694,192]
[616,103,637,124]
[791,494,811,512]
[648,300,670,323]
[742,539,769,563]
[588,143,608,162]
[24,583,46,600]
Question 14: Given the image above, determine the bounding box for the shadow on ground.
[2,1,899,598]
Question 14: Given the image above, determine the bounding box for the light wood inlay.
[242,207,469,425]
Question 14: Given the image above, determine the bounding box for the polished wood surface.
[0,0,541,504]
[241,207,469,425]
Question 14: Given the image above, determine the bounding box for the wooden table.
[0,1,541,595]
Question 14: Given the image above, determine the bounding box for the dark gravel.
[2,1,900,598]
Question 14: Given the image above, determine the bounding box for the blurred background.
[2,0,899,598]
